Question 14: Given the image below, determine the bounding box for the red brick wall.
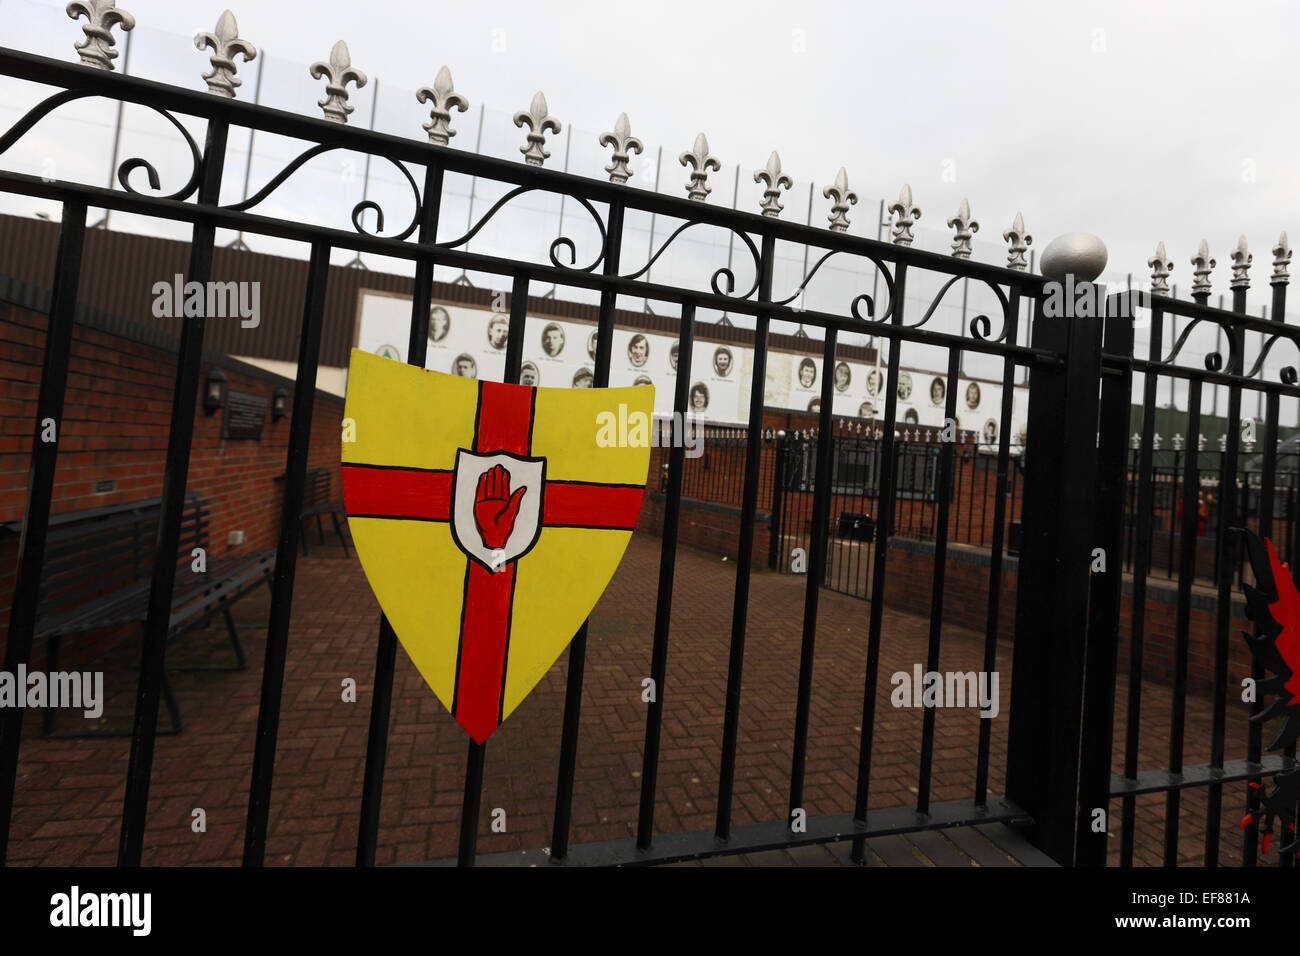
[635,492,771,570]
[0,301,345,607]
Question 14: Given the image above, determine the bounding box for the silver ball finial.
[1040,232,1108,282]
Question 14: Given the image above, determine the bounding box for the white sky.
[1,0,1297,418]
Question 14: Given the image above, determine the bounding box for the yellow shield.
[341,349,652,742]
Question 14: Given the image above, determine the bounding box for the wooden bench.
[2,494,275,737]
[298,467,350,558]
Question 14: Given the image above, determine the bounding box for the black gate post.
[1006,273,1106,865]
[1075,290,1136,866]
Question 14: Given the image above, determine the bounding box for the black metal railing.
[2,37,1297,870]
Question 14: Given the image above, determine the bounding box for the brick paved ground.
[4,531,1267,866]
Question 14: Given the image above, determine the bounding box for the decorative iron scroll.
[0,90,201,202]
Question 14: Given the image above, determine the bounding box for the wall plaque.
[223,390,268,440]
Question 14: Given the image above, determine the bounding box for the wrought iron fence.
[1,3,1298,869]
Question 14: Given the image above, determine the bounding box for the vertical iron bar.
[458,739,485,867]
[715,231,775,841]
[636,301,696,849]
[0,200,87,864]
[851,262,908,863]
[1165,377,1202,867]
[241,239,332,865]
[356,162,445,866]
[974,287,1021,805]
[1245,389,1278,866]
[1246,275,1290,865]
[787,327,838,825]
[769,434,787,570]
[1204,287,1246,866]
[456,271,530,868]
[550,199,624,862]
[1120,301,1164,867]
[916,348,961,813]
[119,119,230,866]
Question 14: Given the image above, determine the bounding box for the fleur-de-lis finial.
[66,0,135,71]
[1274,232,1292,284]
[1230,235,1253,289]
[416,66,469,146]
[514,91,561,167]
[1003,212,1032,271]
[754,151,793,217]
[310,40,367,123]
[598,113,643,185]
[194,10,256,98]
[824,167,858,233]
[679,133,720,202]
[1148,241,1174,294]
[946,198,979,258]
[1191,238,1216,298]
[888,184,921,245]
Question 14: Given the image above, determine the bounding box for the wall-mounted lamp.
[204,368,227,413]
[272,386,289,420]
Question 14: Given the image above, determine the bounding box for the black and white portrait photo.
[541,322,566,357]
[713,347,734,378]
[834,362,852,393]
[797,358,817,389]
[429,305,450,343]
[452,353,477,378]
[930,377,946,407]
[897,372,913,401]
[487,314,509,350]
[628,333,649,367]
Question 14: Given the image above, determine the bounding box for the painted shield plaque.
[341,349,652,742]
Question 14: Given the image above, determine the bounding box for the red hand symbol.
[473,464,526,551]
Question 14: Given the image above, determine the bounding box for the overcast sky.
[3,0,1298,412]
[83,0,1297,299]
